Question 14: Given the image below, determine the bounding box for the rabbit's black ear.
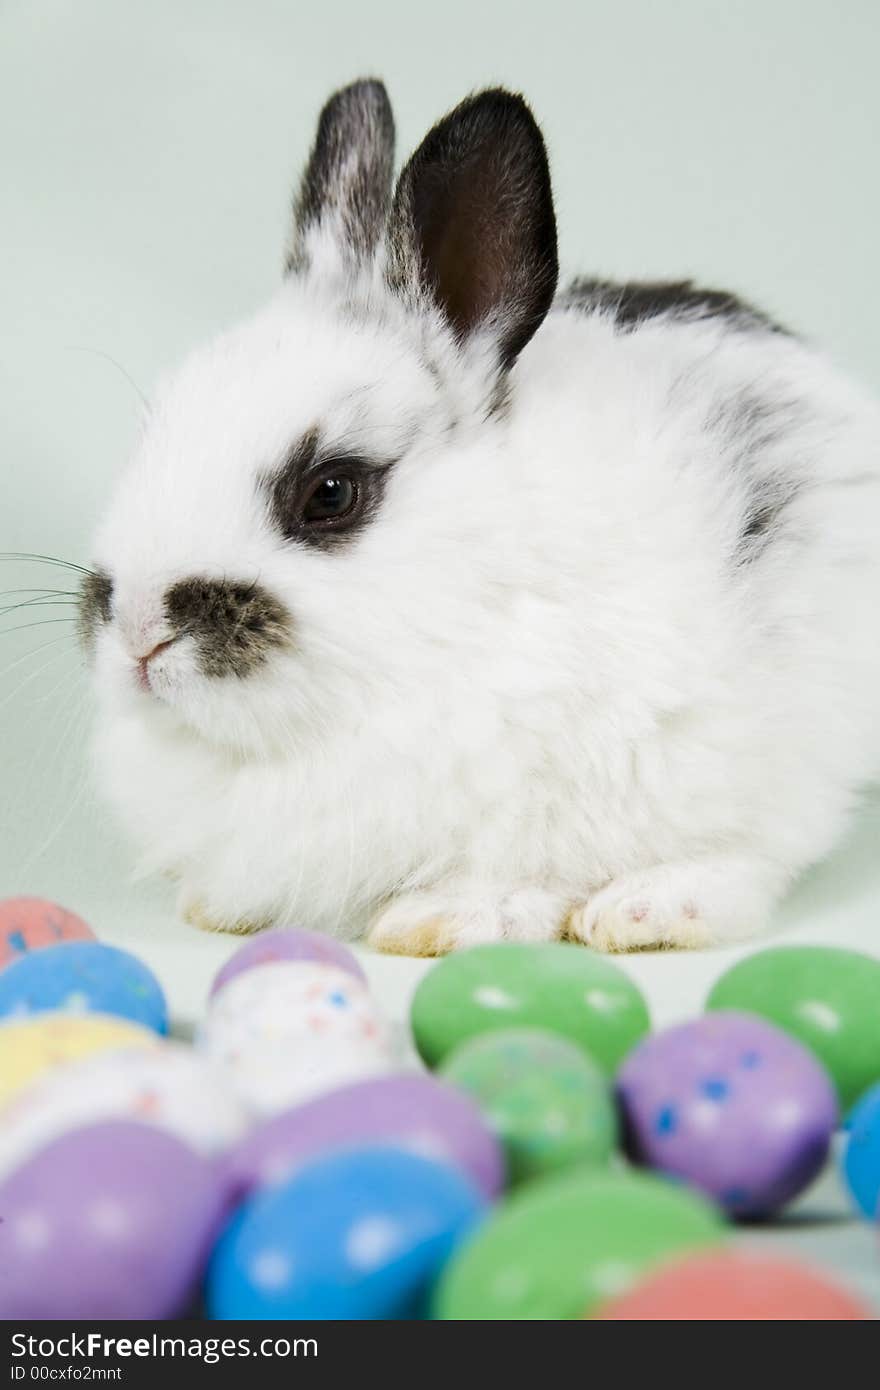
[288,79,395,273]
[387,90,558,370]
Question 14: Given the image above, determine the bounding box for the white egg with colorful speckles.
[198,961,395,1114]
[0,1040,249,1180]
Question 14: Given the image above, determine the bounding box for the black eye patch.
[264,429,393,551]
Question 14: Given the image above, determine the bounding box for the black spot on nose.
[165,577,291,679]
[78,570,113,653]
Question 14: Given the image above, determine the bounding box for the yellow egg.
[0,1013,158,1110]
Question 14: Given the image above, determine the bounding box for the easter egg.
[0,941,168,1034]
[842,1082,880,1219]
[0,1041,249,1181]
[226,1072,504,1200]
[0,1121,228,1318]
[210,927,366,997]
[200,961,395,1114]
[0,896,94,969]
[594,1251,871,1320]
[410,943,649,1071]
[706,945,880,1110]
[208,1146,485,1320]
[616,1011,838,1217]
[438,1027,616,1184]
[0,1014,158,1111]
[433,1168,723,1319]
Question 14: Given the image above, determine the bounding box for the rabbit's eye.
[303,476,358,524]
[265,446,382,547]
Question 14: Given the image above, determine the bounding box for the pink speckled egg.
[0,897,94,970]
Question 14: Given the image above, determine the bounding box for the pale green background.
[1,0,878,975]
[1,0,879,1299]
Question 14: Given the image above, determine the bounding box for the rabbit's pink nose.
[136,638,176,692]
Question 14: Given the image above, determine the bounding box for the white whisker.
[0,633,79,681]
[19,694,91,875]
[0,617,78,636]
[0,642,79,715]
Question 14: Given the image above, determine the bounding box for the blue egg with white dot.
[842,1083,880,1220]
[0,941,168,1035]
[207,1145,486,1320]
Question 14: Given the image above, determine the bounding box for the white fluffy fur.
[90,223,880,954]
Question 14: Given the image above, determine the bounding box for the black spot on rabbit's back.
[557,277,788,336]
[707,386,806,565]
[165,577,291,679]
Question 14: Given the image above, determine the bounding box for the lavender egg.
[0,1121,229,1318]
[225,1072,505,1201]
[616,1011,838,1218]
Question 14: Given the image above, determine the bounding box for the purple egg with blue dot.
[0,941,168,1035]
[616,1010,838,1218]
[206,1145,486,1319]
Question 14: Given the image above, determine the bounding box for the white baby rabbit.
[83,80,880,954]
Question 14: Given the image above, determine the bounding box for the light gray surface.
[733,1141,879,1309]
[1,0,878,1313]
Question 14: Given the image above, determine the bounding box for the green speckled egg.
[433,1168,724,1320]
[410,943,650,1072]
[439,1027,617,1184]
[706,946,880,1110]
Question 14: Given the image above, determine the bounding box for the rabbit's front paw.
[567,856,777,953]
[367,887,568,957]
[180,893,268,937]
